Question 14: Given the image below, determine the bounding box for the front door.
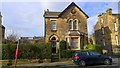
[52,41,56,53]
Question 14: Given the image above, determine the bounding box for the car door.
[81,52,93,64]
[89,52,102,64]
[87,51,97,64]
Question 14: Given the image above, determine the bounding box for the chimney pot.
[47,9,49,12]
[106,8,112,15]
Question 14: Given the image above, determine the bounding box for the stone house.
[88,33,96,45]
[44,2,89,53]
[0,12,5,43]
[94,8,120,53]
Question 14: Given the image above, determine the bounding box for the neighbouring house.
[94,8,120,54]
[88,33,95,45]
[0,12,5,43]
[44,2,89,54]
[19,36,44,44]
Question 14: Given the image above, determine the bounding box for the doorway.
[51,37,56,53]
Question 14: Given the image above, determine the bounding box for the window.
[90,52,101,56]
[103,39,105,46]
[116,35,119,45]
[114,23,117,31]
[69,19,78,30]
[73,20,77,29]
[52,41,56,48]
[101,18,103,23]
[71,38,78,49]
[80,52,89,56]
[69,20,72,30]
[102,28,104,34]
[52,20,56,30]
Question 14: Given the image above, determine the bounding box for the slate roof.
[112,14,120,18]
[44,12,61,18]
[0,25,5,29]
[59,2,89,18]
[65,30,84,36]
[44,2,89,18]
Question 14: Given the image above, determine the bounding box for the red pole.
[14,40,19,68]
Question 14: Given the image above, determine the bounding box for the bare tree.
[6,32,19,44]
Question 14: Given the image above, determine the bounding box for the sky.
[1,1,119,38]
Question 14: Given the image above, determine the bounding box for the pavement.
[2,58,120,68]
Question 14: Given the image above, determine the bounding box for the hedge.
[60,40,66,51]
[60,50,80,58]
[84,44,102,53]
[59,40,80,58]
[2,43,52,60]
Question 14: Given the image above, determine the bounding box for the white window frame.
[114,22,117,31]
[69,19,78,30]
[102,28,104,34]
[71,37,78,49]
[73,19,78,30]
[101,18,103,23]
[116,35,119,46]
[69,19,73,30]
[103,39,105,46]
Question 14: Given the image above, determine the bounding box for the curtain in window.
[71,38,78,49]
[69,20,72,30]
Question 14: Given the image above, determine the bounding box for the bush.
[84,44,102,53]
[59,40,80,58]
[65,50,72,58]
[106,53,120,58]
[60,40,66,51]
[60,50,80,58]
[2,44,16,59]
[2,43,52,60]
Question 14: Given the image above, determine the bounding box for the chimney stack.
[106,8,112,15]
[47,9,49,12]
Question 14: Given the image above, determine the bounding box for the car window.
[89,52,101,56]
[80,52,89,56]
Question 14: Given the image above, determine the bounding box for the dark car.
[72,50,112,66]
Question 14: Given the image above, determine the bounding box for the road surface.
[2,58,120,68]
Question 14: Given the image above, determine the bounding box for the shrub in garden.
[65,50,72,58]
[59,40,66,58]
[2,44,16,59]
[84,44,102,53]
[60,50,80,58]
[60,40,66,51]
[2,43,52,60]
[59,40,80,58]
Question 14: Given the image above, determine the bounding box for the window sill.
[69,29,78,31]
[51,30,57,32]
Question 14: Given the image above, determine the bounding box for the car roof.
[76,50,97,54]
[78,50,92,52]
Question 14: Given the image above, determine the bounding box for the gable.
[94,21,101,31]
[59,2,89,18]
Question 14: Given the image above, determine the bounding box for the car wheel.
[104,59,111,65]
[79,60,86,67]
